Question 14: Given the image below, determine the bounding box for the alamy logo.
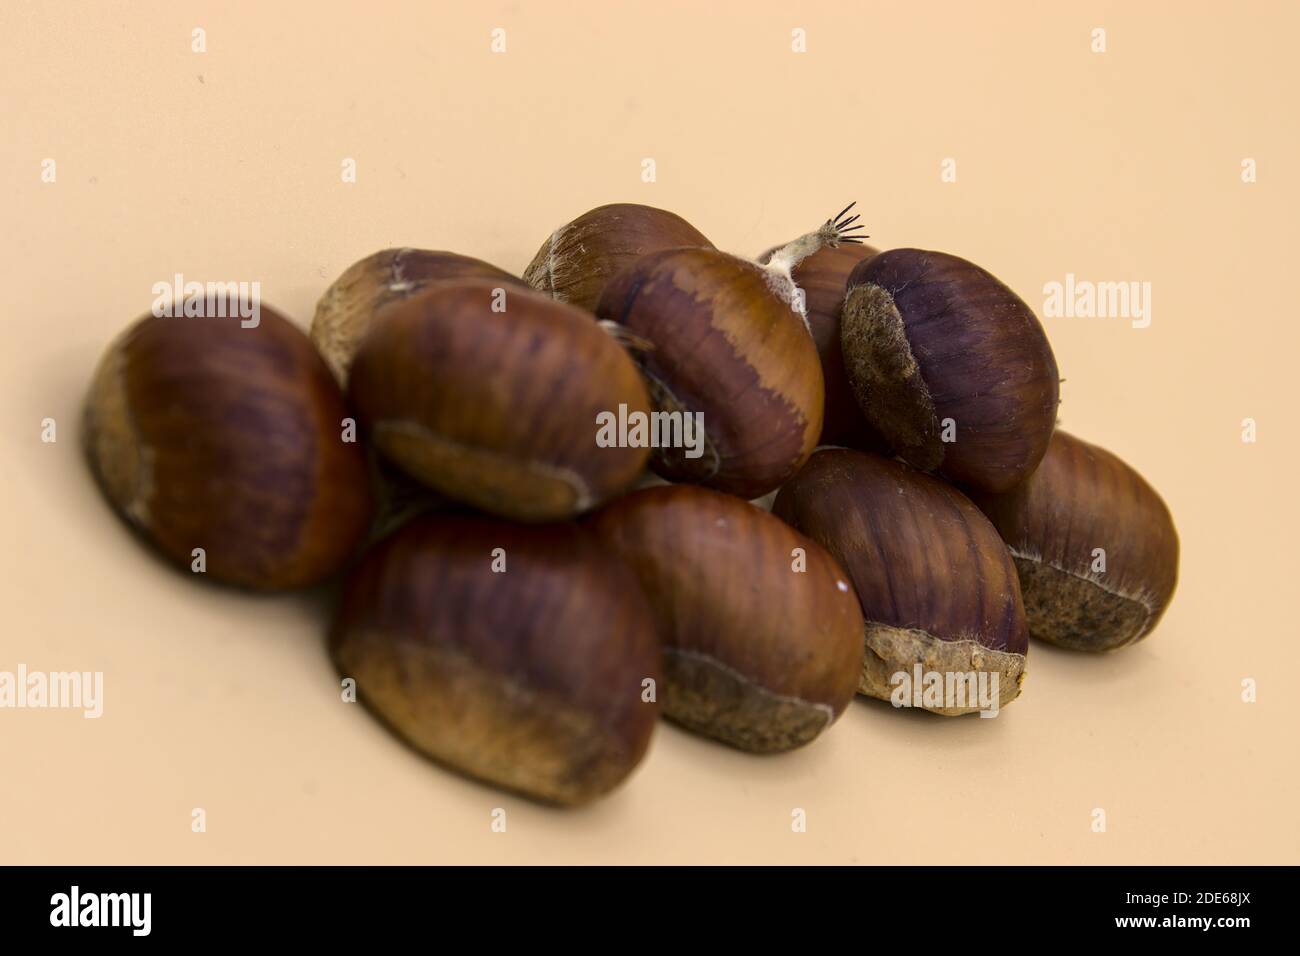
[151,273,261,328]
[890,665,1001,717]
[596,403,705,459]
[50,886,151,936]
[0,665,102,718]
[1042,274,1152,328]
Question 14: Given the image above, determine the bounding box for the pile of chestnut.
[83,202,1179,806]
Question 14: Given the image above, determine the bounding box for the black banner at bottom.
[2,865,1280,941]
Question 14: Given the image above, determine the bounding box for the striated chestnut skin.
[348,280,651,521]
[312,248,527,384]
[785,241,890,451]
[524,203,713,312]
[596,247,824,498]
[773,448,1028,715]
[588,485,863,752]
[332,515,661,805]
[841,249,1059,492]
[969,431,1179,652]
[83,307,373,590]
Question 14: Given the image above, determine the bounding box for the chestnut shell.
[331,515,662,805]
[970,430,1180,651]
[773,448,1029,714]
[788,241,890,451]
[842,248,1059,492]
[312,248,527,385]
[524,203,713,312]
[348,280,651,521]
[83,307,373,590]
[596,247,824,499]
[588,484,863,751]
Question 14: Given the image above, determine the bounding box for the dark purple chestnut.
[773,448,1028,715]
[841,249,1059,492]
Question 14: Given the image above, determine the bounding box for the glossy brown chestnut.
[596,247,824,498]
[771,240,890,450]
[969,430,1179,652]
[524,203,713,312]
[83,307,373,590]
[841,248,1059,492]
[588,485,863,751]
[348,280,651,521]
[332,515,662,805]
[773,448,1028,715]
[312,248,528,384]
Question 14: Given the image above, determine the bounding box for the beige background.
[2,0,1296,864]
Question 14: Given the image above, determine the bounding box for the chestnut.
[311,247,528,384]
[595,247,825,498]
[523,203,713,312]
[588,484,862,751]
[761,237,888,450]
[348,279,651,521]
[772,448,1028,715]
[331,514,661,806]
[841,248,1060,492]
[83,307,373,590]
[969,430,1179,652]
